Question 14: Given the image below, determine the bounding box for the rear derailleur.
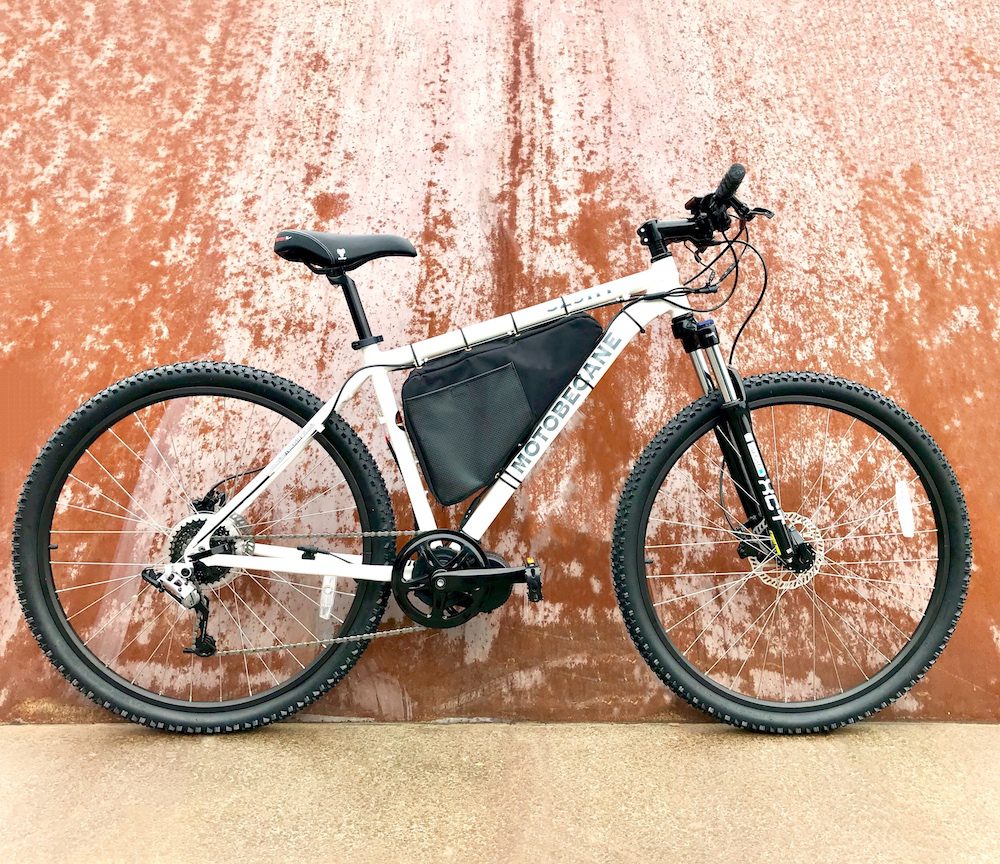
[141,564,216,657]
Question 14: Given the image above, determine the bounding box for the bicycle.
[12,165,971,733]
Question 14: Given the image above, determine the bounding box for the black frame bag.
[401,313,604,505]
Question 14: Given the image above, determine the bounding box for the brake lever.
[731,196,775,221]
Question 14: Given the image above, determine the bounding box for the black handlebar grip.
[715,163,746,202]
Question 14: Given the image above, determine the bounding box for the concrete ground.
[0,722,997,864]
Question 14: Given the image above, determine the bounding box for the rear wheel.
[613,372,971,732]
[13,362,396,732]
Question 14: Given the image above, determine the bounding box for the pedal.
[524,557,543,603]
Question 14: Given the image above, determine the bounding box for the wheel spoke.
[247,573,320,641]
[682,576,752,651]
[811,586,890,664]
[61,502,163,528]
[799,411,838,514]
[255,573,354,599]
[242,411,287,485]
[56,574,149,594]
[67,473,164,534]
[81,450,170,534]
[133,410,194,510]
[807,582,844,693]
[108,428,186,511]
[829,574,915,645]
[647,517,745,540]
[228,586,305,669]
[131,604,183,685]
[808,426,882,521]
[665,575,752,634]
[69,570,150,622]
[754,589,784,699]
[219,586,255,696]
[648,567,776,580]
[111,598,175,664]
[823,450,906,533]
[820,559,930,616]
[252,503,354,531]
[81,583,150,644]
[705,595,781,675]
[645,538,740,549]
[653,576,754,606]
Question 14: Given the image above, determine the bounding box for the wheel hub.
[751,511,825,590]
[168,512,254,588]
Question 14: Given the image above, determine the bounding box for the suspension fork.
[673,313,803,565]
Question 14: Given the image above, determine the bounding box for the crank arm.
[432,561,543,601]
[433,565,530,590]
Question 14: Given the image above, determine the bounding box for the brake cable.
[680,221,747,312]
[726,239,768,364]
[682,218,746,288]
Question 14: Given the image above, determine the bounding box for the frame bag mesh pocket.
[402,313,604,505]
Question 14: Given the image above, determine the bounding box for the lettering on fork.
[744,431,785,523]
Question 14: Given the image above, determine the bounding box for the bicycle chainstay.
[213,528,428,656]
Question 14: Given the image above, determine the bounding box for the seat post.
[328,272,383,350]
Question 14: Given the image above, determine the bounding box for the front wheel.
[612,372,971,733]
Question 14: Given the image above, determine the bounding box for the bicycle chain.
[214,623,429,656]
[250,530,420,540]
[214,527,430,656]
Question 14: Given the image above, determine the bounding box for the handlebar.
[714,163,746,203]
[636,164,770,260]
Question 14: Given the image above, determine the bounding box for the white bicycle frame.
[186,255,718,583]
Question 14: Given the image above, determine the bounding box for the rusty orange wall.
[1,1,998,723]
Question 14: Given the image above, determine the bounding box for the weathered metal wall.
[1,1,997,722]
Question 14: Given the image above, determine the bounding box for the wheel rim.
[637,393,948,711]
[38,386,377,710]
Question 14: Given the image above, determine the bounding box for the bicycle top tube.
[377,257,684,369]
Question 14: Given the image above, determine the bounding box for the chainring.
[392,531,489,629]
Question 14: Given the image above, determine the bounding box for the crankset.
[392,531,543,629]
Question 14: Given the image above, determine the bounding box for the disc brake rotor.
[750,511,825,590]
